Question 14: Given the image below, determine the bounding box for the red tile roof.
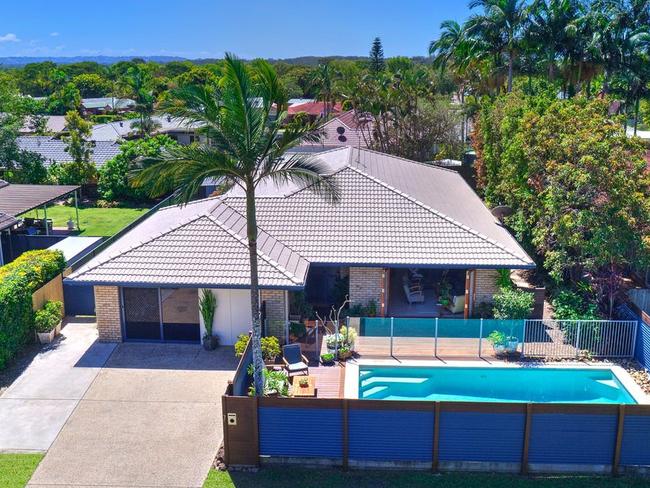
[287,101,342,116]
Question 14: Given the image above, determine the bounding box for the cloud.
[0,33,19,43]
[50,32,59,37]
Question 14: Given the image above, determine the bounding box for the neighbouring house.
[19,115,67,135]
[286,101,343,123]
[66,147,534,345]
[300,110,371,150]
[90,115,206,145]
[15,136,121,169]
[81,97,136,115]
[0,178,80,265]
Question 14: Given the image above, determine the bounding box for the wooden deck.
[306,363,346,398]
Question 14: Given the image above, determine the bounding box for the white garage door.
[209,289,253,345]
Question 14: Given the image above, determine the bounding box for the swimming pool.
[353,364,640,404]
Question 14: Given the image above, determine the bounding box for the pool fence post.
[478,318,483,358]
[390,317,394,357]
[434,318,438,358]
[521,320,527,358]
[285,320,289,345]
[575,321,582,358]
[315,319,319,356]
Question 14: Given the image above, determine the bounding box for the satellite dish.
[336,126,345,135]
[491,205,513,220]
[338,135,347,142]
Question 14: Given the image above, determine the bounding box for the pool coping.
[344,359,650,404]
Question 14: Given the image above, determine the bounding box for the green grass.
[203,468,650,488]
[23,204,149,237]
[0,454,44,488]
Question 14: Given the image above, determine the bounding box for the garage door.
[122,287,200,343]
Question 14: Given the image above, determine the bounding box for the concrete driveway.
[29,343,237,487]
[0,319,238,487]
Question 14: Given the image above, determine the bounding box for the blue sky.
[0,1,470,59]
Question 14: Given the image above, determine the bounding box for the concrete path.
[27,342,237,488]
[0,320,115,452]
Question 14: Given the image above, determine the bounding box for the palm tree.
[131,54,339,396]
[467,0,530,92]
[310,63,336,118]
[119,65,156,136]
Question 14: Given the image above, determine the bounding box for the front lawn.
[0,453,44,488]
[23,204,149,237]
[203,468,649,488]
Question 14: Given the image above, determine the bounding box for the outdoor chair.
[403,283,425,304]
[282,344,309,377]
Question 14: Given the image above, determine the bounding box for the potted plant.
[487,330,507,355]
[200,290,218,350]
[34,300,63,344]
[505,336,519,354]
[320,352,335,365]
[261,336,281,365]
[338,346,352,360]
[66,216,75,231]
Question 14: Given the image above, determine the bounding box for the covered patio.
[0,179,80,264]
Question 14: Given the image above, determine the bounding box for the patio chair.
[282,344,309,377]
[403,283,425,304]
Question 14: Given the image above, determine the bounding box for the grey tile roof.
[67,198,309,288]
[19,115,67,134]
[15,136,121,167]
[81,97,135,110]
[66,147,534,288]
[90,115,203,141]
[0,212,18,231]
[0,182,79,216]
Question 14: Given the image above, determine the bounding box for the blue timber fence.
[222,396,650,474]
[618,303,650,370]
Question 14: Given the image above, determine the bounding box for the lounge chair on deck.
[403,283,425,304]
[282,344,309,377]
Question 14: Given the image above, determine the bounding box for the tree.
[309,63,337,118]
[72,73,112,98]
[98,135,178,202]
[49,111,97,185]
[131,54,339,397]
[47,82,81,115]
[119,65,156,136]
[369,37,385,74]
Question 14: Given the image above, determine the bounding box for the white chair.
[403,284,425,304]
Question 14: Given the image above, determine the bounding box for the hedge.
[0,250,66,369]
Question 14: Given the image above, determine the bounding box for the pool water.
[358,366,637,404]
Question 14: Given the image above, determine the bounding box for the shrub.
[492,288,534,320]
[260,336,281,361]
[34,300,63,333]
[0,250,66,368]
[199,290,217,337]
[552,289,600,320]
[289,321,306,338]
[234,333,249,357]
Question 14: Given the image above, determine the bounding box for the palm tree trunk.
[246,184,265,397]
[507,51,514,93]
[634,95,640,136]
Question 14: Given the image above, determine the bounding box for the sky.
[0,1,470,59]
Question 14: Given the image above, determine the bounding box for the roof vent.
[491,205,513,221]
[167,116,171,122]
[338,135,347,142]
[119,122,123,127]
[336,126,345,135]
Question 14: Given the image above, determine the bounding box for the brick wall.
[261,289,287,342]
[95,286,122,342]
[474,269,501,305]
[349,267,385,315]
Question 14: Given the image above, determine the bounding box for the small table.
[291,375,316,397]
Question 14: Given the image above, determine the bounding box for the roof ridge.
[346,165,532,265]
[353,147,461,175]
[204,211,305,284]
[68,213,212,280]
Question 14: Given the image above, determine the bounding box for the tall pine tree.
[369,37,385,74]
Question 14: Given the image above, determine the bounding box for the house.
[15,136,121,169]
[19,115,67,135]
[66,147,534,345]
[90,115,206,145]
[300,110,370,149]
[286,101,343,123]
[81,97,136,115]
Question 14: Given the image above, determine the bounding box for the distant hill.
[0,55,431,67]
[0,55,187,66]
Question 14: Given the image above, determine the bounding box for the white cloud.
[0,33,19,43]
[50,32,59,37]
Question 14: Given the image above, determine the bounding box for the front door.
[121,287,200,343]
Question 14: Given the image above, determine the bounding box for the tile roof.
[67,198,309,288]
[287,101,342,116]
[0,182,79,216]
[66,147,534,288]
[0,212,18,231]
[81,97,135,110]
[90,115,203,141]
[19,115,67,134]
[16,136,121,168]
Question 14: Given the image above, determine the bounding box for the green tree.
[118,65,156,136]
[131,54,339,397]
[369,37,385,74]
[309,63,337,118]
[49,111,97,185]
[47,82,81,115]
[98,135,178,202]
[72,73,112,98]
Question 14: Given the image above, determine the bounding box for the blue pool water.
[358,366,637,404]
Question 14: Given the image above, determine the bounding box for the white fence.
[523,319,638,359]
